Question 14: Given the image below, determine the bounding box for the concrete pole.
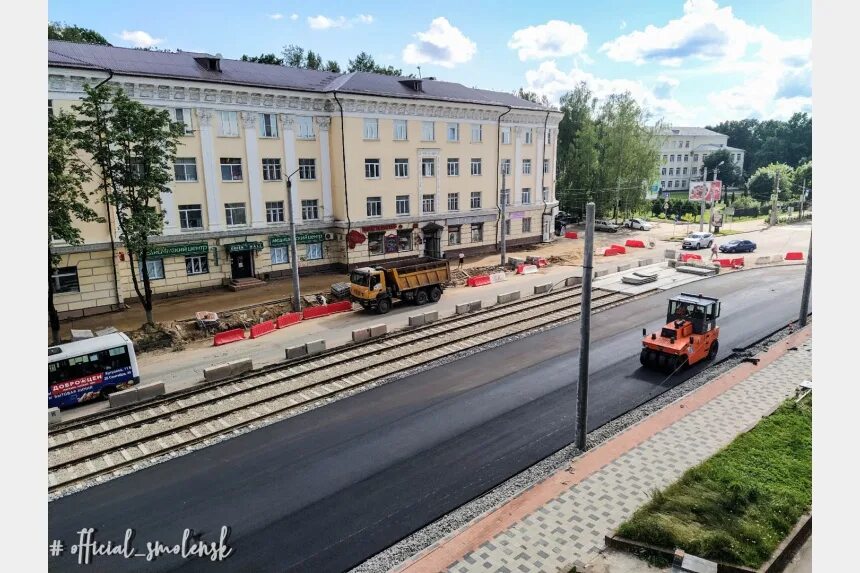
[286,179,302,312]
[699,167,708,232]
[770,172,780,226]
[576,202,595,451]
[799,178,806,220]
[500,170,507,267]
[799,232,812,327]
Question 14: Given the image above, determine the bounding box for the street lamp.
[284,167,302,312]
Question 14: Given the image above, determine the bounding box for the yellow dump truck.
[349,258,451,314]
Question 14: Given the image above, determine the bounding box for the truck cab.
[349,267,386,303]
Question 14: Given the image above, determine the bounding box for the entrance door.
[424,230,441,259]
[230,251,253,279]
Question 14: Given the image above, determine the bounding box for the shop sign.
[361,224,398,232]
[225,241,264,253]
[146,243,209,259]
[270,231,326,246]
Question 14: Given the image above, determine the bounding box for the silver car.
[626,218,652,231]
[594,219,620,233]
[682,232,714,250]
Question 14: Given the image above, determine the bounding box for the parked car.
[719,239,757,253]
[594,219,620,233]
[682,232,714,250]
[625,218,652,231]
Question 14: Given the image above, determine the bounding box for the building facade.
[657,127,744,194]
[48,42,562,318]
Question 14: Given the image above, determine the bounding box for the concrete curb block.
[533,282,553,294]
[638,258,654,267]
[423,311,439,324]
[137,381,165,401]
[565,276,582,287]
[409,314,425,327]
[286,345,307,360]
[771,254,784,263]
[755,255,772,265]
[594,269,609,278]
[109,388,140,408]
[455,303,471,315]
[352,328,371,342]
[48,407,62,427]
[469,300,482,312]
[203,358,253,382]
[369,324,387,338]
[616,264,632,272]
[664,249,677,259]
[497,291,521,304]
[306,340,326,355]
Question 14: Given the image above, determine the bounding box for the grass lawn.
[616,396,811,568]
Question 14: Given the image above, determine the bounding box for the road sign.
[725,206,735,216]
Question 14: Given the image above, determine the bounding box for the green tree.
[324,60,341,73]
[702,149,743,189]
[515,88,551,107]
[747,163,795,203]
[48,111,103,344]
[241,53,284,65]
[347,51,403,76]
[73,84,184,325]
[282,44,306,68]
[793,161,812,196]
[49,22,111,45]
[305,50,323,70]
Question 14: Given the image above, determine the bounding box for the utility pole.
[770,171,780,226]
[799,232,812,327]
[799,178,806,220]
[708,161,724,234]
[500,169,507,267]
[699,166,708,232]
[614,178,621,225]
[285,169,302,312]
[576,202,595,451]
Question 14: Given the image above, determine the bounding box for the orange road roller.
[640,293,721,373]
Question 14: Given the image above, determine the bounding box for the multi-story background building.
[48,41,562,318]
[657,127,745,195]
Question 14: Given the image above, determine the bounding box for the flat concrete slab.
[594,262,716,295]
[137,382,165,400]
[306,339,326,355]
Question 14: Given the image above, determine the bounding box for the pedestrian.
[457,252,465,270]
[711,242,718,260]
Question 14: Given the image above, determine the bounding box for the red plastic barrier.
[603,248,619,256]
[625,239,645,248]
[610,244,627,254]
[680,253,702,263]
[250,320,277,339]
[731,257,745,268]
[565,231,578,239]
[213,328,246,346]
[302,299,353,320]
[467,275,492,287]
[536,257,548,268]
[785,251,804,260]
[276,312,303,329]
[715,258,734,268]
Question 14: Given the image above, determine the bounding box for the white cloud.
[307,14,375,30]
[402,17,477,68]
[507,20,588,61]
[118,30,164,49]
[269,13,283,20]
[290,14,299,21]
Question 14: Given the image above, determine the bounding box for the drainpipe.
[495,105,512,252]
[540,110,551,241]
[332,91,352,270]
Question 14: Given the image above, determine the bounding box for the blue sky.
[48,0,811,126]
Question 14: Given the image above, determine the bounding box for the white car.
[626,218,652,231]
[682,232,714,250]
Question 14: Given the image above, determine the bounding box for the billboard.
[709,180,722,202]
[689,180,722,202]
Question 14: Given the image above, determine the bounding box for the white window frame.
[259,113,278,138]
[471,158,482,176]
[368,232,385,256]
[220,158,243,181]
[174,108,194,135]
[421,157,436,177]
[522,159,532,175]
[225,202,247,226]
[262,158,282,181]
[366,196,382,218]
[471,124,482,143]
[421,121,435,142]
[298,158,316,180]
[447,122,459,142]
[448,226,461,245]
[301,199,319,221]
[363,118,379,140]
[543,159,550,174]
[394,158,409,178]
[501,159,511,175]
[524,129,533,144]
[51,266,80,293]
[174,158,198,182]
[305,242,323,260]
[470,191,481,209]
[219,111,239,137]
[393,120,408,141]
[422,194,435,213]
[501,127,511,144]
[365,159,380,179]
[297,116,315,140]
[185,255,209,276]
[266,201,284,223]
[448,192,459,211]
[522,217,532,233]
[447,158,460,176]
[471,223,483,242]
[271,246,290,265]
[397,229,413,252]
[139,259,165,280]
[396,195,410,215]
[178,204,203,230]
[521,188,531,205]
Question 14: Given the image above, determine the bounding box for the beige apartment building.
[48,41,562,318]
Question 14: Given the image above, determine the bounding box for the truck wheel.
[376,298,391,314]
[707,340,719,360]
[415,289,429,305]
[429,286,442,302]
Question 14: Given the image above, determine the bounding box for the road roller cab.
[640,293,721,372]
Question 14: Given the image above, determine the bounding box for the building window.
[421,157,436,177]
[140,259,165,280]
[266,201,284,223]
[394,158,409,178]
[447,122,459,142]
[48,99,53,119]
[51,266,79,293]
[366,196,382,218]
[220,158,242,181]
[306,243,323,260]
[368,232,384,255]
[225,203,247,226]
[298,158,316,180]
[365,159,380,179]
[397,229,412,251]
[271,246,290,265]
[422,194,435,213]
[542,187,549,201]
[501,127,511,144]
[501,189,511,205]
[185,255,209,275]
[396,195,410,215]
[394,120,408,140]
[471,223,483,242]
[471,158,482,176]
[301,200,319,221]
[685,140,690,148]
[682,167,688,175]
[522,218,532,233]
[669,168,674,176]
[174,108,193,135]
[543,159,550,174]
[178,204,203,230]
[683,154,689,162]
[297,116,314,139]
[675,180,680,187]
[667,181,673,188]
[363,118,379,140]
[448,226,461,245]
[219,111,239,137]
[505,219,511,235]
[174,158,198,182]
[259,113,278,138]
[524,129,533,144]
[470,191,481,209]
[471,124,482,143]
[262,158,282,181]
[661,167,667,175]
[447,158,460,176]
[501,159,511,175]
[422,121,435,141]
[679,141,684,148]
[661,180,665,189]
[670,154,675,162]
[522,159,532,175]
[693,153,699,161]
[448,192,459,211]
[546,129,552,145]
[521,188,531,205]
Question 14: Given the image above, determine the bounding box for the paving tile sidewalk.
[393,327,812,573]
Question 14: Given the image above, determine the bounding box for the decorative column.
[196,108,223,231]
[513,126,522,205]
[242,112,266,228]
[280,114,300,222]
[315,116,334,223]
[160,181,179,235]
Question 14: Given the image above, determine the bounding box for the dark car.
[719,239,756,253]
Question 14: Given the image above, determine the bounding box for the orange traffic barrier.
[276,312,303,329]
[731,257,745,268]
[467,275,492,287]
[610,244,627,254]
[213,328,246,346]
[785,252,804,260]
[715,259,734,268]
[250,320,277,339]
[679,253,702,263]
[625,239,646,248]
[565,231,578,239]
[302,300,353,320]
[604,248,620,256]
